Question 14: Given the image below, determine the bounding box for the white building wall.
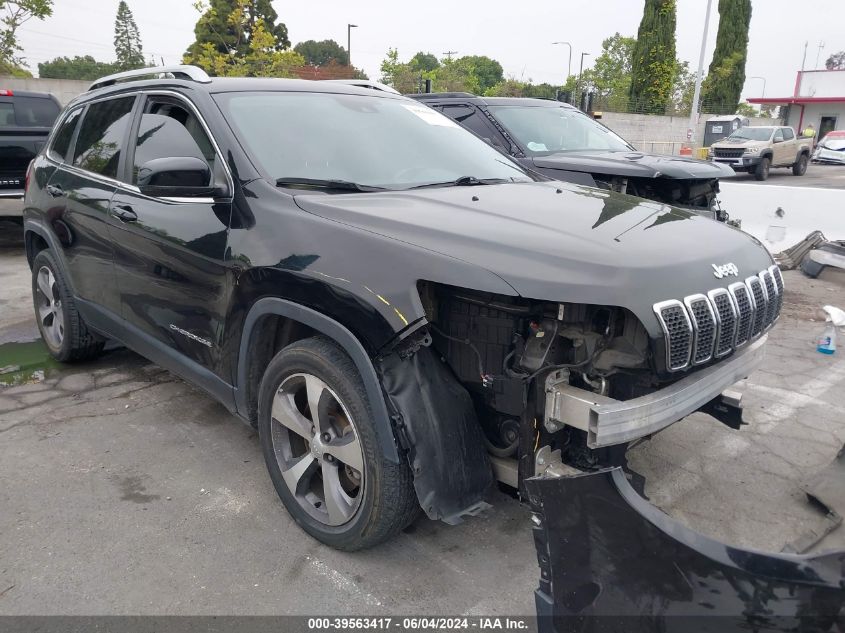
[785,103,845,133]
[797,70,845,98]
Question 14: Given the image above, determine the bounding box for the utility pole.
[815,41,825,69]
[442,50,458,61]
[551,41,572,81]
[347,24,358,67]
[688,0,713,145]
[575,51,590,107]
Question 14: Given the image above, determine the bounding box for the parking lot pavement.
[726,163,845,189]
[1,220,844,615]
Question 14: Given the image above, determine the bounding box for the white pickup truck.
[709,125,811,181]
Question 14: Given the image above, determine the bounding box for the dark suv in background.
[410,93,734,218]
[22,64,840,624]
[0,89,61,220]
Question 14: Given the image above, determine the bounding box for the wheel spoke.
[271,390,313,439]
[304,374,329,432]
[37,303,52,325]
[37,269,52,298]
[324,434,364,473]
[321,462,355,525]
[281,453,318,496]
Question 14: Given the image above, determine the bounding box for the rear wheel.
[31,249,104,362]
[258,336,417,550]
[754,156,770,181]
[792,153,809,176]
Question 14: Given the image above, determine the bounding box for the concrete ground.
[1,219,844,616]
[727,162,845,189]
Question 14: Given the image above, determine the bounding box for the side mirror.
[138,156,224,198]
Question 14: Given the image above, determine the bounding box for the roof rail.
[89,65,212,92]
[322,79,400,95]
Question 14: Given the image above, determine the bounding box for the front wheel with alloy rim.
[258,336,418,550]
[31,249,104,362]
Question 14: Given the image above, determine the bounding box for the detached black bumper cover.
[526,468,845,633]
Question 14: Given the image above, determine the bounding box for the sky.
[15,0,845,102]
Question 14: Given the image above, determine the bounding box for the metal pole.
[688,0,714,144]
[347,24,358,67]
[801,41,808,71]
[552,42,572,80]
[576,52,590,109]
[749,76,766,99]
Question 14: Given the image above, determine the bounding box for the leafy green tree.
[453,55,502,93]
[38,55,119,79]
[379,48,417,92]
[188,13,303,76]
[671,61,696,114]
[826,51,845,70]
[735,102,756,117]
[409,51,439,73]
[1,0,53,69]
[701,0,752,114]
[579,33,636,111]
[184,0,290,64]
[629,0,677,113]
[294,39,347,66]
[113,1,145,71]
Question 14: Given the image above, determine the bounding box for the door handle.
[46,184,64,198]
[110,203,138,222]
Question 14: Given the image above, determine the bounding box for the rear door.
[108,92,233,375]
[45,94,138,314]
[771,127,787,165]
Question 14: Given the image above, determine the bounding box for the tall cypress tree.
[184,0,290,61]
[628,0,677,114]
[113,1,144,71]
[701,0,752,114]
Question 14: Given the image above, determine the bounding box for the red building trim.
[748,97,845,105]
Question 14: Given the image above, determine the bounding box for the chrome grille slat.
[760,270,777,329]
[654,266,782,372]
[654,300,692,371]
[746,276,767,338]
[708,288,737,357]
[729,282,754,347]
[684,294,716,364]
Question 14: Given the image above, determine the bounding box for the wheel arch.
[236,297,400,463]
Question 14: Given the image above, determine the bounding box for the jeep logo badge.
[712,262,739,279]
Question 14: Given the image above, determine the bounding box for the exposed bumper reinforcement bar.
[545,335,767,448]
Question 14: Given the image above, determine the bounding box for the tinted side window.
[131,102,215,186]
[72,97,135,178]
[49,108,83,162]
[782,127,795,140]
[773,129,784,142]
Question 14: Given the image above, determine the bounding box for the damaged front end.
[526,464,845,632]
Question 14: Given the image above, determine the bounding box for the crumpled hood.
[294,181,773,334]
[532,150,735,179]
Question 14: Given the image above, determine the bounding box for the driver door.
[109,93,233,375]
[772,128,786,165]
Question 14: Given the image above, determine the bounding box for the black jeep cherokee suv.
[409,93,734,217]
[24,66,781,552]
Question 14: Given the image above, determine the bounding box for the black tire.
[792,153,809,176]
[31,249,105,362]
[754,156,770,181]
[258,336,418,550]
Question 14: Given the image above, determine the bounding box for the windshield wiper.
[275,177,386,192]
[408,176,511,189]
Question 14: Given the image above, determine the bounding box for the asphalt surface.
[727,162,845,189]
[1,219,844,615]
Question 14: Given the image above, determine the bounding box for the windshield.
[726,127,774,142]
[214,92,533,190]
[487,105,633,154]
